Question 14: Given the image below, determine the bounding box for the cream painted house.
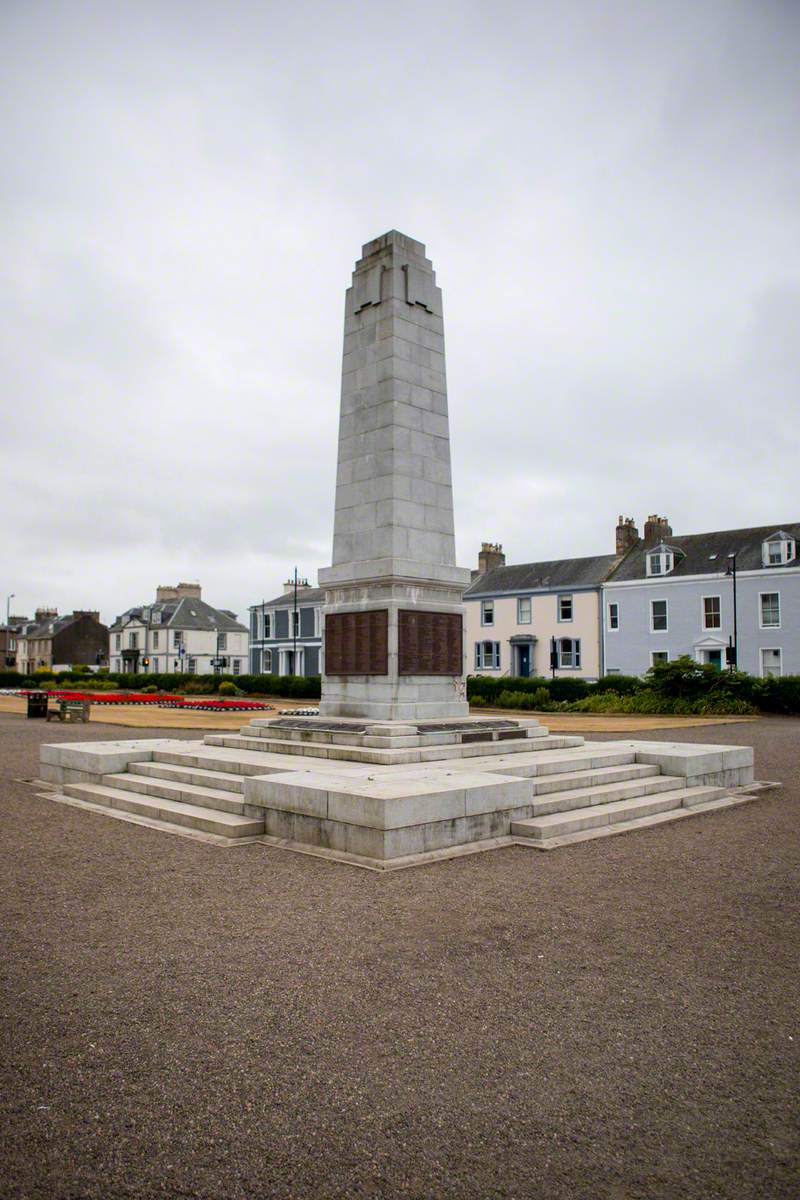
[463,542,620,681]
[109,583,248,676]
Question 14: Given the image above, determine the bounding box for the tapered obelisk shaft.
[319,232,470,721]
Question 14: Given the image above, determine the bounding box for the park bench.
[46,698,91,723]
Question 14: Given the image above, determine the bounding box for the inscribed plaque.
[325,610,388,675]
[398,610,463,676]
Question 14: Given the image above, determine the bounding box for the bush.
[218,680,237,695]
[469,695,487,708]
[593,674,641,695]
[183,679,216,695]
[141,685,159,694]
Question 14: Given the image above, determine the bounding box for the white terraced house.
[109,583,248,676]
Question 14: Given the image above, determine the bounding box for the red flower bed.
[21,689,273,711]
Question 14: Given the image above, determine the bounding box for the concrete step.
[528,747,638,776]
[62,783,264,838]
[154,748,289,777]
[104,770,246,815]
[533,762,660,796]
[512,785,728,841]
[530,773,686,817]
[134,760,247,795]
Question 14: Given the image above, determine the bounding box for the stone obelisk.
[318,232,471,721]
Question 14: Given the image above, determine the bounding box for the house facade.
[16,610,109,673]
[1,614,30,669]
[464,542,620,681]
[109,583,248,676]
[603,519,800,678]
[248,581,323,676]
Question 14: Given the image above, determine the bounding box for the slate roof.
[609,523,800,582]
[252,588,326,609]
[22,613,100,639]
[109,598,247,634]
[464,554,619,597]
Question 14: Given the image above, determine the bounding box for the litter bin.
[27,691,49,719]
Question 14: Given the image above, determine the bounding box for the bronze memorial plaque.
[325,609,389,675]
[398,609,463,676]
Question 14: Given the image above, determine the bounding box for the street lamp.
[6,593,14,627]
[725,552,738,670]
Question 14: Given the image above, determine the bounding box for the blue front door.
[518,645,531,677]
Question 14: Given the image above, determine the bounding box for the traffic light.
[142,657,150,668]
[725,646,737,667]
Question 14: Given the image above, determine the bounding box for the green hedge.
[0,669,322,700]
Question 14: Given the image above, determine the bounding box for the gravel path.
[1,713,797,1199]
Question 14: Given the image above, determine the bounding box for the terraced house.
[602,519,800,678]
[248,580,322,676]
[463,539,623,681]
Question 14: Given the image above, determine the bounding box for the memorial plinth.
[317,231,471,721]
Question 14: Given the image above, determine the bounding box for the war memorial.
[39,232,759,868]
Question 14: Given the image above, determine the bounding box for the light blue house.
[603,517,800,678]
[248,582,323,677]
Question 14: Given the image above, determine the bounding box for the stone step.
[105,770,246,814]
[154,747,291,776]
[203,731,585,766]
[134,761,247,794]
[529,773,685,818]
[533,762,660,796]
[62,783,264,838]
[511,785,728,841]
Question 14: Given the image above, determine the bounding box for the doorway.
[517,644,531,678]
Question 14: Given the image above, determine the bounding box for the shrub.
[141,685,159,694]
[71,664,90,674]
[469,695,487,708]
[593,674,642,695]
[218,681,237,696]
[183,679,216,695]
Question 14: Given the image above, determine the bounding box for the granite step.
[533,762,660,796]
[154,747,295,776]
[529,773,686,818]
[104,770,247,815]
[62,783,264,838]
[134,761,247,794]
[203,732,585,765]
[511,785,728,843]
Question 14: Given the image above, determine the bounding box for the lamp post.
[5,593,13,669]
[261,598,266,675]
[6,593,13,628]
[726,553,738,671]
[292,566,298,677]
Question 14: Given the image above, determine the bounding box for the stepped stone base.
[37,718,761,867]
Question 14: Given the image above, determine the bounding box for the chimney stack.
[643,515,673,548]
[615,516,639,556]
[478,542,506,575]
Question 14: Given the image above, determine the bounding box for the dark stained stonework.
[397,610,463,676]
[324,610,389,676]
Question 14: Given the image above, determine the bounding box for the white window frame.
[759,647,783,678]
[607,602,619,631]
[650,651,669,666]
[517,597,531,625]
[232,659,241,675]
[188,657,197,673]
[129,632,138,649]
[701,595,721,631]
[650,598,668,633]
[557,637,581,669]
[153,631,160,648]
[264,612,271,640]
[557,595,573,622]
[759,591,780,629]
[646,550,674,577]
[763,538,795,567]
[264,648,273,671]
[115,634,121,650]
[480,600,494,627]
[475,641,500,670]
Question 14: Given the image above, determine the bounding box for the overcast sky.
[2,0,798,626]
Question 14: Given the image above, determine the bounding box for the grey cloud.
[2,0,798,624]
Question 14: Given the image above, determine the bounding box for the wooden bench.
[46,699,92,723]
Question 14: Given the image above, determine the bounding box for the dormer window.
[762,532,795,567]
[646,544,677,577]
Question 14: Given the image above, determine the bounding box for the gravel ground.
[1,712,798,1199]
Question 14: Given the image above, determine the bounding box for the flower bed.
[12,689,274,712]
